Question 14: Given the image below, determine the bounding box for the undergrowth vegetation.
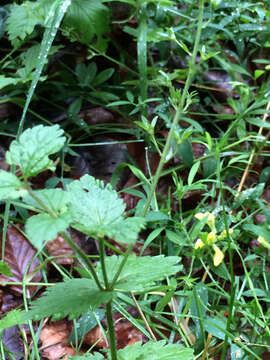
[0,0,270,359]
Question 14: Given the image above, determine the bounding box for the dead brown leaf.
[46,235,74,265]
[84,311,146,350]
[0,225,42,296]
[40,320,75,360]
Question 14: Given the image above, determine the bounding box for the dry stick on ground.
[237,100,270,194]
[130,291,157,341]
[149,291,196,346]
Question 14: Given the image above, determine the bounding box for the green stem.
[61,232,104,291]
[109,242,134,290]
[99,238,109,288]
[106,300,118,360]
[89,45,137,76]
[142,0,205,217]
[26,183,57,219]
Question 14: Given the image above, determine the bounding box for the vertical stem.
[106,301,118,360]
[137,2,148,117]
[142,0,205,217]
[109,242,134,290]
[99,238,109,288]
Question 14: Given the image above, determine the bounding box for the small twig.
[237,100,270,195]
[130,291,157,340]
[200,333,213,360]
[202,266,210,283]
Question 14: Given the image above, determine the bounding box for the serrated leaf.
[6,2,43,45]
[5,125,65,178]
[24,278,114,321]
[23,188,69,214]
[25,212,71,250]
[115,340,193,360]
[95,255,182,291]
[0,170,27,200]
[0,310,27,331]
[70,354,104,360]
[63,0,110,45]
[68,175,144,243]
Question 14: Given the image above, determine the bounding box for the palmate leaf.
[70,354,104,360]
[62,0,110,45]
[68,175,144,243]
[23,189,71,249]
[23,188,70,213]
[5,125,65,178]
[0,170,27,200]
[69,341,194,360]
[95,255,182,291]
[6,1,44,45]
[115,340,194,360]
[24,278,114,321]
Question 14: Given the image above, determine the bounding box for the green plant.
[0,124,193,360]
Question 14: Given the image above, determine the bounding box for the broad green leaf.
[0,75,18,89]
[69,341,194,360]
[25,212,71,250]
[0,170,27,200]
[63,0,110,45]
[6,125,66,178]
[0,310,27,331]
[178,140,193,167]
[68,175,144,243]
[259,166,270,183]
[115,340,193,360]
[204,316,226,340]
[202,156,217,178]
[95,255,182,291]
[68,175,125,225]
[23,188,70,214]
[24,278,113,321]
[6,1,45,45]
[234,183,265,206]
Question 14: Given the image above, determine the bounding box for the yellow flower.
[219,228,233,240]
[207,231,216,245]
[213,245,224,267]
[194,238,205,249]
[195,212,216,231]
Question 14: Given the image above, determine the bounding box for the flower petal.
[213,245,224,267]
